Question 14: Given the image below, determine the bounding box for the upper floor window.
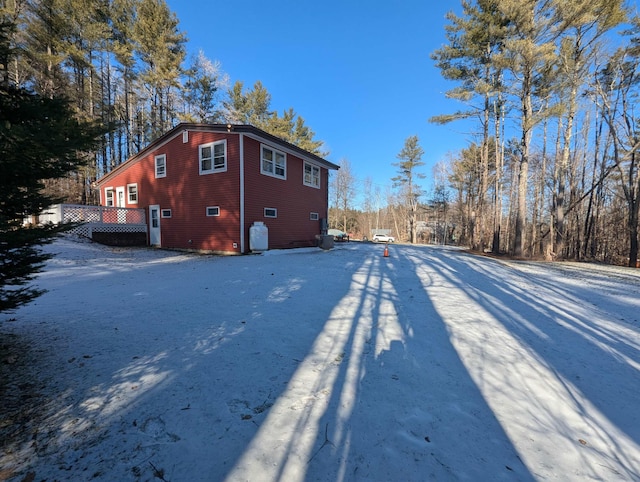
[261,145,286,179]
[105,188,114,207]
[200,140,227,174]
[304,162,320,188]
[127,183,138,204]
[155,154,166,178]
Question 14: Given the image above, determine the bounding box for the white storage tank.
[249,221,268,252]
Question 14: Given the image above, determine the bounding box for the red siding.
[154,131,242,252]
[98,128,330,253]
[242,136,328,249]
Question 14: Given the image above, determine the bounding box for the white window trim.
[104,187,114,207]
[303,161,321,188]
[199,140,227,175]
[206,206,220,217]
[127,183,138,204]
[161,209,172,218]
[155,154,166,178]
[310,212,319,221]
[260,144,287,180]
[264,207,277,218]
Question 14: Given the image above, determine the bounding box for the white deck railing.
[36,204,147,238]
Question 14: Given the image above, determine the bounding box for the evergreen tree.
[223,80,326,156]
[224,80,271,126]
[23,0,71,98]
[0,21,103,311]
[181,50,228,123]
[392,136,425,243]
[111,0,139,161]
[133,0,186,140]
[431,0,509,253]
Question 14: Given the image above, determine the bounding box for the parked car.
[328,229,349,242]
[372,233,395,243]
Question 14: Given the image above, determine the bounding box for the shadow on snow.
[9,240,638,480]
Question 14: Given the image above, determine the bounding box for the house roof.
[96,123,340,186]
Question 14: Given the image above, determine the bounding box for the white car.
[372,234,395,243]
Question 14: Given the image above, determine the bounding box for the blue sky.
[166,0,471,204]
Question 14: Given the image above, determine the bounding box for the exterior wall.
[242,135,328,250]
[98,126,332,253]
[151,130,242,253]
[99,129,242,253]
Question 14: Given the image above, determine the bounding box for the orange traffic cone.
[383,244,389,257]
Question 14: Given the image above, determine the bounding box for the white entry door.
[149,205,161,246]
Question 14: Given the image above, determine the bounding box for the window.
[261,145,286,179]
[161,209,172,218]
[182,130,189,143]
[127,183,138,204]
[206,206,220,217]
[310,212,319,221]
[150,208,159,228]
[105,188,114,207]
[200,140,227,174]
[304,162,320,188]
[155,154,166,178]
[264,207,277,218]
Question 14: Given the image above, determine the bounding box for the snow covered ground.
[1,237,639,481]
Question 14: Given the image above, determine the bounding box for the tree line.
[433,0,638,266]
[3,0,639,267]
[1,0,325,205]
[331,0,640,268]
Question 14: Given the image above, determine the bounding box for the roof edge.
[96,122,339,186]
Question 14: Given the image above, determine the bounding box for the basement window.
[264,207,277,218]
[206,206,220,217]
[310,212,319,221]
[161,209,172,218]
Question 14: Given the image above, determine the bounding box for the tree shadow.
[12,240,620,480]
[222,243,533,481]
[421,247,640,479]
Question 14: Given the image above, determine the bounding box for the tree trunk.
[628,152,639,267]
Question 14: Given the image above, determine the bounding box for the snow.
[1,237,639,481]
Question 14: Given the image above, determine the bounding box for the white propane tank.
[249,221,268,252]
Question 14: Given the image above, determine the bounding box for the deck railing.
[37,204,147,238]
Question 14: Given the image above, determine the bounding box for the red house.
[95,123,339,254]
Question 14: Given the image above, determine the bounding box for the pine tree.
[431,0,508,252]
[133,0,186,140]
[392,136,425,243]
[181,50,228,123]
[223,80,326,156]
[224,80,271,126]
